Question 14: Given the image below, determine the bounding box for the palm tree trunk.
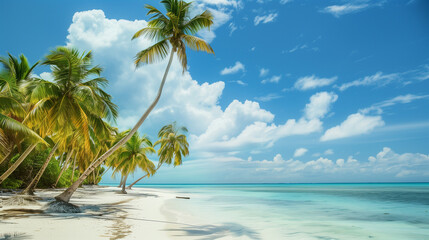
[22,142,59,195]
[55,49,176,203]
[71,153,77,182]
[92,170,96,184]
[127,174,148,189]
[127,164,162,189]
[118,174,124,187]
[121,174,128,194]
[0,143,37,184]
[0,147,14,165]
[53,150,74,188]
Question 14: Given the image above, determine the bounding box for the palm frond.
[134,39,170,67]
[182,35,214,54]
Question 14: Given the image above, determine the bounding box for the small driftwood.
[176,196,190,199]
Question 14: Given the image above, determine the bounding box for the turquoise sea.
[108,183,429,239]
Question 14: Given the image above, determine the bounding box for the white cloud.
[234,80,247,86]
[233,147,429,182]
[294,75,337,90]
[294,148,308,157]
[254,13,278,26]
[228,22,237,36]
[321,113,384,141]
[191,101,323,154]
[368,147,429,178]
[289,44,308,53]
[304,92,338,120]
[221,61,245,75]
[360,94,429,114]
[337,72,399,91]
[280,0,292,4]
[39,72,54,82]
[255,93,282,102]
[324,149,334,155]
[197,0,243,8]
[336,158,344,167]
[192,1,243,42]
[322,4,369,17]
[261,75,281,84]
[259,68,269,77]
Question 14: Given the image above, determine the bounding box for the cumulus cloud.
[321,113,384,141]
[304,92,338,120]
[191,99,323,154]
[261,75,281,84]
[294,148,308,157]
[254,13,278,26]
[294,75,337,90]
[221,61,245,75]
[324,149,334,155]
[222,147,429,182]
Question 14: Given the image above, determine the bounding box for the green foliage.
[0,145,73,189]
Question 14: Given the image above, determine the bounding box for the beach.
[1,184,429,239]
[0,186,194,239]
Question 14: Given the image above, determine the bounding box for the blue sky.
[1,0,428,183]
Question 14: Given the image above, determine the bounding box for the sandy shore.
[0,186,244,240]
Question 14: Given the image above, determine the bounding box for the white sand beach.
[0,186,249,240]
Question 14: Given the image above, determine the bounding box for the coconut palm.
[55,0,214,203]
[0,53,43,161]
[107,132,155,194]
[0,54,47,184]
[20,47,117,194]
[127,122,189,189]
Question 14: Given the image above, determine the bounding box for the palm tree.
[55,0,214,203]
[127,122,189,189]
[0,53,43,162]
[107,132,155,194]
[20,47,117,194]
[0,54,47,184]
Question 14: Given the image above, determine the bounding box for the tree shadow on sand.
[164,222,261,240]
[0,232,30,240]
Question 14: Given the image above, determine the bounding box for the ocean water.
[122,183,429,239]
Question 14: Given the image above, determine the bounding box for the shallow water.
[107,183,429,239]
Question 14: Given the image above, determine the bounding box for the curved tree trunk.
[53,150,74,188]
[118,174,124,187]
[55,49,176,203]
[71,153,77,182]
[22,142,59,195]
[127,174,148,190]
[127,164,162,189]
[121,174,128,194]
[0,143,37,184]
[0,147,14,165]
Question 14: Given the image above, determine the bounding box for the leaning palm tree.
[55,0,214,203]
[107,132,156,194]
[127,122,189,189]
